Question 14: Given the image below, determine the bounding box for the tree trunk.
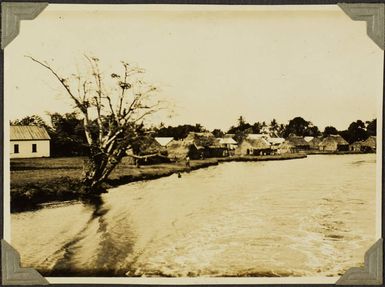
[81,145,125,194]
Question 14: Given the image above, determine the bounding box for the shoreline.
[11,153,306,213]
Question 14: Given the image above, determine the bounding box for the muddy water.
[11,154,376,277]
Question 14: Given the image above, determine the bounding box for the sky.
[4,4,383,132]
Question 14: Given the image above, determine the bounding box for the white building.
[10,126,51,158]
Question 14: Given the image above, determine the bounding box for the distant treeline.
[11,114,376,157]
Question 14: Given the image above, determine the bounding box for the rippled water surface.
[11,154,377,277]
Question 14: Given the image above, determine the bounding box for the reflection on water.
[11,154,377,277]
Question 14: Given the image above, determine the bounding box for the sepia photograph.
[2,2,384,285]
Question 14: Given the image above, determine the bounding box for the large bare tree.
[27,56,162,193]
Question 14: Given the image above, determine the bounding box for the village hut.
[286,135,310,150]
[235,137,272,156]
[130,135,170,165]
[349,141,363,152]
[277,140,296,154]
[184,132,227,158]
[218,137,238,150]
[319,135,349,152]
[166,140,202,160]
[308,137,322,150]
[361,136,376,153]
[10,125,51,158]
[267,137,285,154]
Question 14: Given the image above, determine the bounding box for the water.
[11,154,377,277]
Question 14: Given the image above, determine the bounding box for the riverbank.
[10,153,306,212]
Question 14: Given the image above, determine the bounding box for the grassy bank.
[10,153,306,212]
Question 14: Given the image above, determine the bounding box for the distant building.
[129,135,169,165]
[167,132,227,159]
[166,140,202,160]
[10,125,51,158]
[319,135,349,152]
[267,137,285,154]
[361,136,376,153]
[308,137,322,150]
[218,137,238,150]
[277,141,296,154]
[286,135,310,150]
[349,141,363,152]
[235,137,272,156]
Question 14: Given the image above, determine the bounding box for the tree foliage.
[28,55,162,193]
[49,112,90,157]
[11,115,48,128]
[153,124,205,140]
[323,126,338,137]
[282,117,320,137]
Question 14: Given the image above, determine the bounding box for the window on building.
[32,144,37,153]
[14,144,19,154]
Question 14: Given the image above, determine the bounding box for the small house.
[218,137,238,150]
[319,135,349,152]
[267,137,285,154]
[10,125,51,158]
[235,137,272,156]
[361,136,376,153]
[166,140,202,160]
[308,137,322,150]
[277,140,296,154]
[131,135,169,165]
[349,141,363,152]
[185,132,227,158]
[286,135,310,150]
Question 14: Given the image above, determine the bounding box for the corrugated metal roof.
[10,125,51,140]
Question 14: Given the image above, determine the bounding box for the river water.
[11,154,377,277]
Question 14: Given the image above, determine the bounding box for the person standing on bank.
[186,156,190,168]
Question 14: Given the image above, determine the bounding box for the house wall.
[10,140,50,158]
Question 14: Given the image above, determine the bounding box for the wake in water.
[11,154,377,277]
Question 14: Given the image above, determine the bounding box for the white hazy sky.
[4,4,383,132]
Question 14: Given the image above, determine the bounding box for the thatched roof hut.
[349,141,363,152]
[235,137,272,156]
[218,137,238,150]
[278,140,296,154]
[309,137,322,150]
[319,135,349,152]
[361,136,376,152]
[286,135,310,150]
[128,135,169,165]
[166,140,202,160]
